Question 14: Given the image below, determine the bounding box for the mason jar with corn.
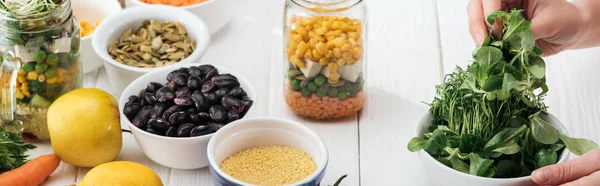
[283,0,367,120]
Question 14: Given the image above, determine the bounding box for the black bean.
[198,64,216,75]
[148,118,171,132]
[175,87,191,98]
[169,111,189,126]
[143,92,157,106]
[146,127,162,135]
[162,105,182,120]
[146,82,163,93]
[242,96,252,101]
[190,125,212,137]
[227,87,246,99]
[240,100,254,117]
[201,80,216,93]
[214,79,240,90]
[192,92,209,112]
[226,111,239,123]
[211,74,237,82]
[189,66,203,77]
[187,76,203,90]
[214,88,228,100]
[125,95,139,107]
[167,70,183,81]
[204,93,218,105]
[132,106,153,129]
[198,112,211,121]
[124,103,142,121]
[156,87,176,102]
[209,105,227,122]
[222,96,245,113]
[204,68,219,80]
[177,123,195,137]
[178,67,190,75]
[165,80,178,90]
[152,102,171,118]
[165,126,178,137]
[174,74,189,86]
[208,122,225,132]
[189,113,203,125]
[174,95,193,106]
[137,88,146,98]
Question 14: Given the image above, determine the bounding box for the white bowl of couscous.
[207,117,329,186]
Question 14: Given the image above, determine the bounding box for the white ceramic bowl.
[207,117,329,186]
[71,0,122,74]
[93,5,211,96]
[119,63,256,169]
[415,112,570,186]
[128,0,234,34]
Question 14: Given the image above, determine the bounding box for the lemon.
[47,88,122,167]
[78,161,163,186]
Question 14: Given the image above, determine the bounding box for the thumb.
[531,149,600,185]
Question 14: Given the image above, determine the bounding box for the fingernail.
[475,33,484,45]
[532,170,549,183]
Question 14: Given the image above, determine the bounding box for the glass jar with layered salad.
[283,0,367,119]
[0,0,82,140]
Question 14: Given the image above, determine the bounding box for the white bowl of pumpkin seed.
[92,5,210,95]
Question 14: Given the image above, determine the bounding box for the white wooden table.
[29,0,600,185]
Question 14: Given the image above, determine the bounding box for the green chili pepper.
[21,62,35,72]
[35,63,48,73]
[291,79,301,91]
[34,50,46,63]
[308,82,318,92]
[46,53,58,66]
[328,88,339,97]
[301,87,312,97]
[44,68,57,78]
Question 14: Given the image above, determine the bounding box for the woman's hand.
[467,0,588,56]
[532,149,600,186]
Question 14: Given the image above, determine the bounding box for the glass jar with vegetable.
[0,0,82,141]
[283,0,367,120]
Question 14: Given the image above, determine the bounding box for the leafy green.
[407,9,599,178]
[0,127,36,173]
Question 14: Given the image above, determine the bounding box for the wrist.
[570,0,599,49]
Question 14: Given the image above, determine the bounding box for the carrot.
[0,154,61,186]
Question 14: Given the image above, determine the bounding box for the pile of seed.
[108,20,196,68]
[219,145,317,185]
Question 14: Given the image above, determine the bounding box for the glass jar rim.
[291,0,362,12]
[0,0,71,22]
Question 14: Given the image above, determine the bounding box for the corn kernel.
[339,33,348,40]
[336,58,346,66]
[319,58,328,65]
[315,27,327,36]
[343,51,354,62]
[47,77,57,84]
[309,38,318,46]
[26,71,38,80]
[349,38,357,46]
[289,55,301,65]
[308,31,316,39]
[304,50,313,60]
[325,30,336,38]
[328,63,338,73]
[340,44,351,52]
[326,40,336,49]
[23,89,30,96]
[326,36,336,41]
[293,34,303,42]
[329,72,340,83]
[315,42,327,54]
[21,82,28,92]
[352,20,361,26]
[16,91,24,99]
[334,30,342,36]
[18,69,26,75]
[296,27,308,36]
[332,21,341,29]
[38,74,46,82]
[17,76,26,83]
[325,50,333,58]
[305,24,313,30]
[334,38,345,47]
[353,47,362,59]
[316,35,325,42]
[57,68,67,76]
[333,48,342,58]
[57,76,64,83]
[348,31,359,39]
[297,61,306,68]
[64,76,73,83]
[312,49,322,59]
[341,22,351,31]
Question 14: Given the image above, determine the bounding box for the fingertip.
[531,170,550,185]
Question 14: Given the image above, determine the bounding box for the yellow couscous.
[219,145,317,186]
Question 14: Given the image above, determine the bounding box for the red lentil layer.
[285,88,365,119]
